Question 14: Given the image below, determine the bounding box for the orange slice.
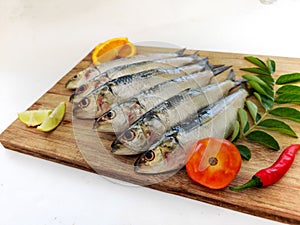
[92,37,137,65]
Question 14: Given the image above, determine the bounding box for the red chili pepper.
[230,144,300,191]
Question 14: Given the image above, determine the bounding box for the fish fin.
[212,65,232,76]
[226,69,236,81]
[106,82,115,93]
[129,97,146,110]
[165,128,183,148]
[176,48,186,56]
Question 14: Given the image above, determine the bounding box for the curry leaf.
[267,59,276,74]
[269,107,300,123]
[243,74,272,89]
[257,75,274,85]
[258,119,298,138]
[246,130,280,150]
[244,122,250,133]
[248,80,273,99]
[254,92,274,110]
[275,94,300,104]
[236,144,251,160]
[231,121,240,142]
[276,73,300,84]
[276,85,300,95]
[246,100,258,122]
[240,67,271,76]
[238,108,248,134]
[244,56,269,71]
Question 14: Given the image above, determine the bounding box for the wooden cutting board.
[1,46,300,224]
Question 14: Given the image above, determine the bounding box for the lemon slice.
[37,102,66,132]
[18,110,52,127]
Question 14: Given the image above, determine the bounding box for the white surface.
[0,0,299,224]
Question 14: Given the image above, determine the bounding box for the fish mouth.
[111,139,138,155]
[93,117,114,133]
[72,106,97,120]
[65,79,72,88]
[134,156,184,175]
[65,78,78,89]
[69,93,76,102]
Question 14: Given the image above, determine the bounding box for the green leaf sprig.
[231,56,300,160]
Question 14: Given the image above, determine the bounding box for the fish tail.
[229,78,249,93]
[176,48,186,56]
[208,63,225,70]
[212,65,232,76]
[226,69,236,81]
[234,78,248,86]
[193,50,200,55]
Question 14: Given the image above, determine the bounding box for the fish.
[134,88,248,174]
[72,63,214,119]
[111,78,238,155]
[94,68,233,134]
[70,55,209,102]
[135,89,248,174]
[65,49,186,89]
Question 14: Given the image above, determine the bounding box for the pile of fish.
[66,49,248,175]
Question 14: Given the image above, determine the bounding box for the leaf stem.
[241,68,276,138]
[242,109,269,138]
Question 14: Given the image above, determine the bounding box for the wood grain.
[1,46,300,224]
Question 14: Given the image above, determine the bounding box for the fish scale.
[111,79,237,155]
[134,88,248,174]
[73,63,211,119]
[70,54,209,102]
[66,49,187,89]
[94,68,232,133]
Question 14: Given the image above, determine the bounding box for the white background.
[1,0,299,224]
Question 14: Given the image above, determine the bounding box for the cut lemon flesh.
[18,110,52,127]
[92,37,137,65]
[37,102,66,132]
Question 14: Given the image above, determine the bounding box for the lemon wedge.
[18,110,52,127]
[37,102,66,132]
[92,37,137,65]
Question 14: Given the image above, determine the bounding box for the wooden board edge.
[1,135,297,224]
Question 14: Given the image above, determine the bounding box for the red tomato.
[186,138,242,189]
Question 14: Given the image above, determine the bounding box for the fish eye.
[106,110,116,119]
[78,98,90,108]
[123,130,136,141]
[144,150,155,161]
[76,84,87,94]
[73,74,78,79]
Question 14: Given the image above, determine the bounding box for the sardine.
[72,63,212,119]
[134,88,248,174]
[94,68,233,134]
[70,55,208,102]
[65,49,186,89]
[111,79,238,155]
